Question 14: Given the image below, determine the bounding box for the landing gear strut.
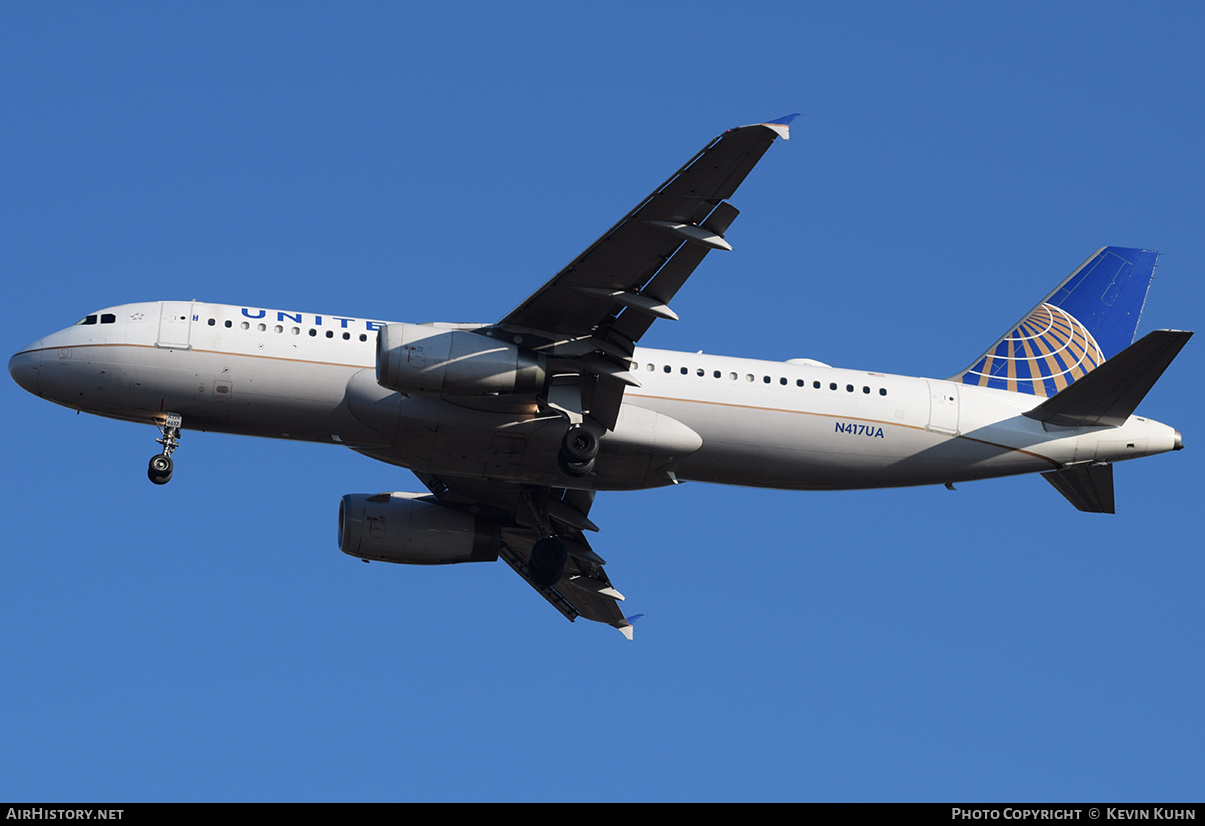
[148,412,183,485]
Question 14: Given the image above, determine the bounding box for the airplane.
[8,115,1192,638]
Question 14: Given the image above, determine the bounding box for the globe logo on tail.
[956,303,1104,397]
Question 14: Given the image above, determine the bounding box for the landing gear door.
[925,380,960,436]
[157,302,193,349]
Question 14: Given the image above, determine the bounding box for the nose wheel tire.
[148,454,173,485]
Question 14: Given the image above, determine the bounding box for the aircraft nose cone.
[9,346,42,396]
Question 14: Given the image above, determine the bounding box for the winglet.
[761,113,800,140]
[732,113,800,141]
[615,613,643,640]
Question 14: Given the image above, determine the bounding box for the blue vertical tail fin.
[949,247,1158,397]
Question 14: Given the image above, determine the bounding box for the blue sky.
[2,2,1202,802]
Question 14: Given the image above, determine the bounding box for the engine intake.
[377,323,545,396]
[339,492,501,565]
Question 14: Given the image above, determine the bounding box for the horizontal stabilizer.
[1023,330,1192,427]
[1042,463,1115,514]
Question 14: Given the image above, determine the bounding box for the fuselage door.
[157,302,193,349]
[925,380,960,436]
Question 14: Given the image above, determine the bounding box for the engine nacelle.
[338,492,501,565]
[376,323,545,396]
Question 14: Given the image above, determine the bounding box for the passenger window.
[846,384,854,392]
[879,388,887,396]
[225,320,233,328]
[862,386,870,394]
[829,382,837,391]
[207,318,216,326]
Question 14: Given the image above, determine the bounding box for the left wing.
[483,114,798,429]
[414,473,637,638]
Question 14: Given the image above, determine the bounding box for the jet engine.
[338,492,501,565]
[376,323,545,396]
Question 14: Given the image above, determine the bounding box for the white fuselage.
[9,301,1181,492]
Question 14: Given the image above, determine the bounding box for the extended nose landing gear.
[148,412,183,485]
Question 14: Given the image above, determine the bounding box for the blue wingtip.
[728,113,802,136]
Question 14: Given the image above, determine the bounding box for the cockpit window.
[101,313,116,324]
[76,315,98,326]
